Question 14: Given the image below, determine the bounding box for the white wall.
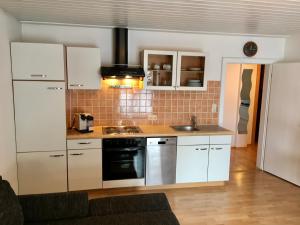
[0,9,21,192]
[284,34,300,61]
[22,24,286,81]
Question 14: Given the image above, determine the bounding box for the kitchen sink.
[171,125,200,132]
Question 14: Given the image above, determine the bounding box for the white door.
[68,149,102,191]
[264,63,300,186]
[17,151,67,194]
[14,81,66,152]
[223,64,259,147]
[208,145,231,181]
[176,145,209,183]
[11,42,65,81]
[67,47,101,89]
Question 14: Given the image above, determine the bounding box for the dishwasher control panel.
[146,137,177,146]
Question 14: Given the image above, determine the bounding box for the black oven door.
[103,147,145,181]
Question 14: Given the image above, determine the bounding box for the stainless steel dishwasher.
[146,137,177,186]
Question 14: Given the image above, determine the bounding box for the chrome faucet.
[190,115,197,128]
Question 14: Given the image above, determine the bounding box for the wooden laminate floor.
[89,145,300,225]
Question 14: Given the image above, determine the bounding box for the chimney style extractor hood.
[101,28,145,79]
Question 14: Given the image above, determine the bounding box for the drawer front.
[68,149,102,191]
[210,135,232,145]
[67,139,102,149]
[17,151,67,195]
[177,136,209,145]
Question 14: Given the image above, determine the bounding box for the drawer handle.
[31,74,47,78]
[47,87,63,90]
[70,153,84,156]
[78,142,91,145]
[215,147,223,150]
[49,154,64,157]
[195,148,207,151]
[70,84,84,87]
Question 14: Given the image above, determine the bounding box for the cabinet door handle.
[200,148,208,151]
[49,154,64,158]
[31,74,47,78]
[78,142,91,145]
[70,84,84,87]
[70,153,84,156]
[47,87,63,90]
[215,147,223,150]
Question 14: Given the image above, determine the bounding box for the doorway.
[222,63,265,169]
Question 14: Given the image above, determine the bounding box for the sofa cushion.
[24,211,180,225]
[0,176,24,225]
[89,193,171,216]
[19,192,88,222]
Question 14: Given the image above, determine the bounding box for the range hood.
[101,28,145,79]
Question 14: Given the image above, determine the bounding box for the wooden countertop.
[67,125,233,140]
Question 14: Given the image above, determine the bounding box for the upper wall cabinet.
[143,50,178,90]
[176,51,207,91]
[11,42,65,81]
[143,50,207,91]
[67,47,101,90]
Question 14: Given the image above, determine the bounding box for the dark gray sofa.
[0,176,180,225]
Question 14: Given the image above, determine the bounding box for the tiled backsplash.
[66,81,220,127]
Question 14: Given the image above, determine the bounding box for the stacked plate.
[187,80,202,87]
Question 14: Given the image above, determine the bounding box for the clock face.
[243,41,258,57]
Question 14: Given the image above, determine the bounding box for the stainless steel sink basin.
[171,125,200,132]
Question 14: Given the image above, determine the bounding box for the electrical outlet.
[212,103,218,113]
[148,114,158,121]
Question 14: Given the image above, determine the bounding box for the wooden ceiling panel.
[1,0,300,35]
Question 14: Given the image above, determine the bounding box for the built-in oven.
[102,138,146,188]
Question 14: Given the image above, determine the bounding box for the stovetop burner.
[102,126,143,135]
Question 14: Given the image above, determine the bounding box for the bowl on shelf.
[189,68,202,71]
[187,79,202,87]
[163,64,171,70]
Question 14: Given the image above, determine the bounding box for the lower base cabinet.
[17,151,67,195]
[68,149,102,191]
[176,145,209,183]
[208,145,231,181]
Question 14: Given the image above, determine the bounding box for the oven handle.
[103,147,145,152]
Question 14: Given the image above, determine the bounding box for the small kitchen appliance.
[73,113,94,133]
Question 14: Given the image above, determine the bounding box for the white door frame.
[219,57,278,170]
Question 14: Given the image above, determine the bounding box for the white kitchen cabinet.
[68,149,102,191]
[17,151,67,195]
[67,47,101,90]
[210,135,232,145]
[176,145,209,183]
[143,50,207,91]
[208,145,231,181]
[143,50,177,90]
[177,136,209,145]
[176,51,207,91]
[13,81,66,152]
[11,42,65,81]
[67,139,102,150]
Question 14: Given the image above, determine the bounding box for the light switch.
[212,103,218,113]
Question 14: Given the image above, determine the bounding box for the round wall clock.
[243,41,258,57]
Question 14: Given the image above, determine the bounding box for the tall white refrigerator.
[264,62,300,186]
